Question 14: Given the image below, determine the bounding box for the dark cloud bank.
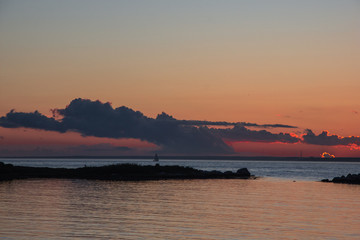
[1,98,359,154]
[302,129,360,146]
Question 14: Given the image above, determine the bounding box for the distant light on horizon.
[321,152,335,159]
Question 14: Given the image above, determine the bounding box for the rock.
[323,173,360,184]
[236,168,251,177]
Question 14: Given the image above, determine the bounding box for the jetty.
[0,162,252,181]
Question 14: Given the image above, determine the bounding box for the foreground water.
[1,159,360,239]
[1,178,360,239]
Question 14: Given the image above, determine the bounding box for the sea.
[1,158,360,239]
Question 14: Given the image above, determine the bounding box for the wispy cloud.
[155,112,297,128]
[214,125,299,143]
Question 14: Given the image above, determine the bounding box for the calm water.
[1,158,360,239]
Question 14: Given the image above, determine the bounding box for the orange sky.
[0,1,359,157]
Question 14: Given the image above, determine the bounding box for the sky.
[0,0,359,157]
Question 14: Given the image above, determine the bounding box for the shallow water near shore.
[1,158,360,239]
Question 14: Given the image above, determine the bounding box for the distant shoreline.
[1,156,360,162]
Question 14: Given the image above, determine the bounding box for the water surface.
[1,158,360,239]
[1,178,360,239]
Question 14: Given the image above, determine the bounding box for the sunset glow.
[0,0,359,157]
[321,152,335,159]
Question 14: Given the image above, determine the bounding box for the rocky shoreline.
[321,173,360,185]
[0,162,252,181]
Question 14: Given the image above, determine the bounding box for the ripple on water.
[0,178,360,239]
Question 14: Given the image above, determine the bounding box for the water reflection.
[0,178,360,239]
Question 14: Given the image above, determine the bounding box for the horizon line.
[1,155,360,162]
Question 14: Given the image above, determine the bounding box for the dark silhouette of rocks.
[322,173,360,184]
[0,162,253,181]
[236,168,251,177]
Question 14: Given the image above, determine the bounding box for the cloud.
[302,129,360,146]
[67,143,131,153]
[0,144,132,157]
[0,99,233,154]
[241,122,296,129]
[4,98,358,154]
[0,109,64,131]
[215,124,300,143]
[156,112,297,129]
[0,98,298,154]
